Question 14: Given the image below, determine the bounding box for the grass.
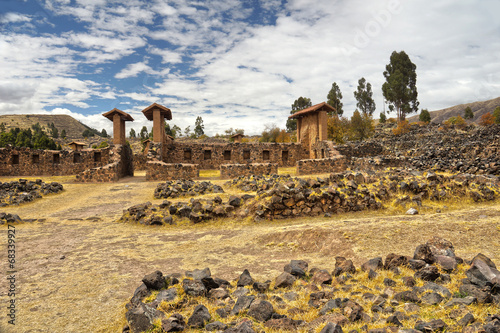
[0,173,498,332]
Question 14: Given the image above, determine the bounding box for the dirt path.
[0,177,499,332]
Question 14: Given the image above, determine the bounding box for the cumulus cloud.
[0,0,499,136]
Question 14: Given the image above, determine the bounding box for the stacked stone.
[0,179,63,206]
[219,163,278,179]
[146,161,199,181]
[123,237,500,333]
[154,180,224,199]
[296,156,347,175]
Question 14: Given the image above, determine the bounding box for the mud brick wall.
[296,156,347,175]
[76,144,134,183]
[162,142,307,169]
[219,163,278,179]
[334,142,384,159]
[146,161,199,181]
[0,146,110,177]
[350,156,406,171]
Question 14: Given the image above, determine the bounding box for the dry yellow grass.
[0,174,498,333]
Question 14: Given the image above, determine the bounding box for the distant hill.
[407,96,500,124]
[0,114,99,139]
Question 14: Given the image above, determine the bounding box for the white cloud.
[1,0,500,136]
[0,13,32,24]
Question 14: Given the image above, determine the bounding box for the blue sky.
[1,0,499,136]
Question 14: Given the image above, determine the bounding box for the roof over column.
[288,102,335,119]
[102,108,134,121]
[141,103,172,121]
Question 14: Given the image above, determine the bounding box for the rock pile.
[122,171,498,225]
[352,124,500,176]
[154,180,224,199]
[0,212,22,224]
[0,179,64,206]
[123,237,500,333]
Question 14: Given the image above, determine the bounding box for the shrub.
[479,112,495,126]
[443,116,466,129]
[392,120,410,136]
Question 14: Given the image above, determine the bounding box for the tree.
[194,116,204,137]
[129,128,136,138]
[260,124,281,142]
[419,109,431,123]
[0,123,5,132]
[349,110,374,141]
[171,125,181,138]
[326,82,343,116]
[379,112,387,124]
[82,129,94,138]
[286,97,312,132]
[353,78,376,116]
[382,50,419,122]
[139,126,148,140]
[464,106,474,120]
[493,106,500,124]
[61,129,67,139]
[101,129,108,137]
[479,112,495,126]
[184,126,191,137]
[327,115,350,144]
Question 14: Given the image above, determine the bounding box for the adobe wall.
[163,142,307,169]
[76,144,134,182]
[0,146,111,177]
[297,111,327,158]
[219,163,278,179]
[296,156,347,175]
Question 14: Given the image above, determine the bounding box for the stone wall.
[133,153,148,171]
[219,163,278,179]
[162,142,307,169]
[350,156,406,172]
[296,156,347,175]
[334,141,385,159]
[0,146,110,176]
[75,144,134,182]
[146,161,199,181]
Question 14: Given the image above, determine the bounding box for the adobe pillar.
[141,103,173,143]
[102,108,134,145]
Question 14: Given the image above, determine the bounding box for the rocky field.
[124,237,500,333]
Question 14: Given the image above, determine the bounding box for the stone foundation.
[146,161,199,181]
[219,163,278,179]
[296,156,347,175]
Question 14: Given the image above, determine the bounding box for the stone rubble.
[122,237,500,333]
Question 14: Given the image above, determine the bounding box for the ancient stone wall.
[133,153,148,171]
[350,156,406,172]
[0,146,111,177]
[146,161,199,181]
[334,141,385,159]
[296,156,347,175]
[75,144,134,182]
[219,163,278,179]
[162,142,307,169]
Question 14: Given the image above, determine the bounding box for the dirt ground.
[0,174,499,333]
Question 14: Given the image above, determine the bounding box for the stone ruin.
[1,101,499,182]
